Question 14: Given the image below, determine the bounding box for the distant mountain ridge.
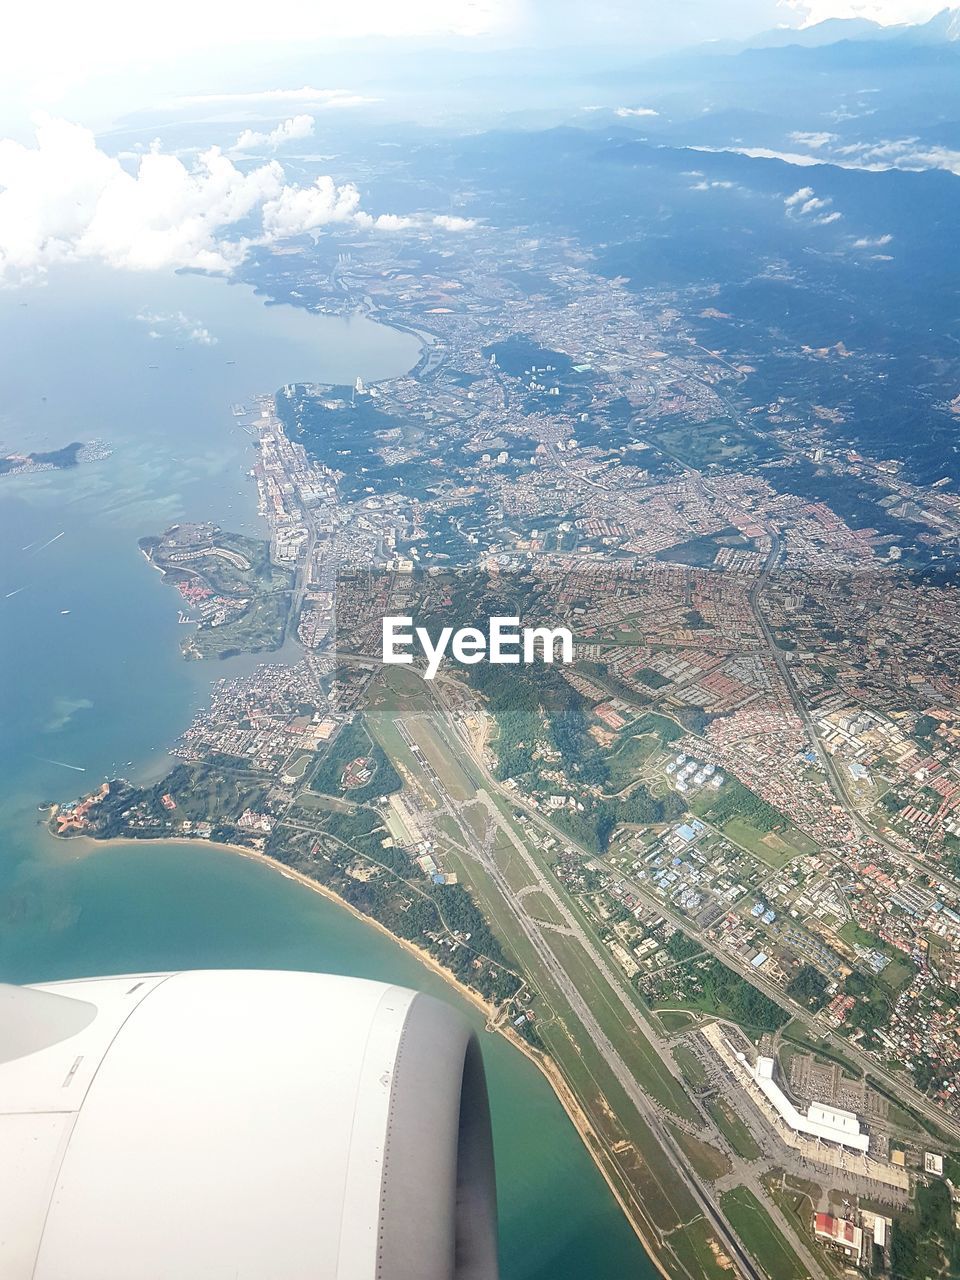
[723,6,960,52]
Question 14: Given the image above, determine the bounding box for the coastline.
[53,828,670,1278]
[37,294,665,1272]
[238,276,435,383]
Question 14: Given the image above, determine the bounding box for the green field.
[655,534,723,568]
[653,419,777,471]
[632,712,685,745]
[637,667,671,689]
[838,920,916,992]
[673,1043,708,1087]
[542,928,692,1117]
[520,889,568,926]
[706,1096,762,1161]
[764,1170,821,1245]
[719,1186,808,1280]
[154,762,269,823]
[405,716,474,803]
[667,1124,731,1182]
[282,751,311,780]
[719,815,817,868]
[689,777,818,868]
[669,1217,738,1280]
[492,835,541,896]
[292,790,355,816]
[187,591,291,659]
[659,1010,698,1034]
[603,733,661,793]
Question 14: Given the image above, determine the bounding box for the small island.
[0,439,111,477]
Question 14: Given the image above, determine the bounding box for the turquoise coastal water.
[0,265,656,1278]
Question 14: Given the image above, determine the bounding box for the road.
[752,529,960,901]
[419,691,829,1280]
[430,674,960,1148]
[596,847,960,1147]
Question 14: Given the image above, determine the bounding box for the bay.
[0,264,656,1279]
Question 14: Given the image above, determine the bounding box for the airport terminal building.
[747,1054,870,1154]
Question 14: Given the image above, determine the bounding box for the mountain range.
[731,6,960,51]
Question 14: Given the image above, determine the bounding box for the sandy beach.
[52,828,670,1277]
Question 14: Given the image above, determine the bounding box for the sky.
[784,0,947,21]
[0,0,951,126]
[0,0,954,284]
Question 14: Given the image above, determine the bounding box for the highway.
[421,693,829,1280]
[752,529,960,900]
[596,847,960,1147]
[430,675,960,1150]
[743,533,960,1140]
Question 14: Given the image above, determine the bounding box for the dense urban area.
[51,200,960,1280]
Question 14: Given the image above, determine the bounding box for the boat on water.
[59,609,70,615]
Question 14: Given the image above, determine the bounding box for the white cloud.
[784,185,842,224]
[781,0,946,26]
[230,115,315,155]
[690,179,736,190]
[175,87,376,111]
[789,131,837,149]
[356,212,417,231]
[691,144,823,167]
[377,214,416,230]
[852,233,893,247]
[695,138,960,179]
[0,116,455,280]
[799,194,831,214]
[614,107,659,118]
[748,134,960,176]
[260,174,364,239]
[354,211,478,232]
[431,214,478,230]
[834,137,960,175]
[137,309,218,344]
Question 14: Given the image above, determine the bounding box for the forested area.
[309,718,401,803]
[785,964,829,1010]
[268,806,522,1005]
[704,778,785,833]
[699,958,789,1032]
[890,1179,960,1280]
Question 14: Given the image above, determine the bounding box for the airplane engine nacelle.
[0,970,499,1280]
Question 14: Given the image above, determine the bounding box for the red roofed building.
[814,1213,863,1258]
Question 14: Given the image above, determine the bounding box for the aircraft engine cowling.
[0,970,499,1280]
